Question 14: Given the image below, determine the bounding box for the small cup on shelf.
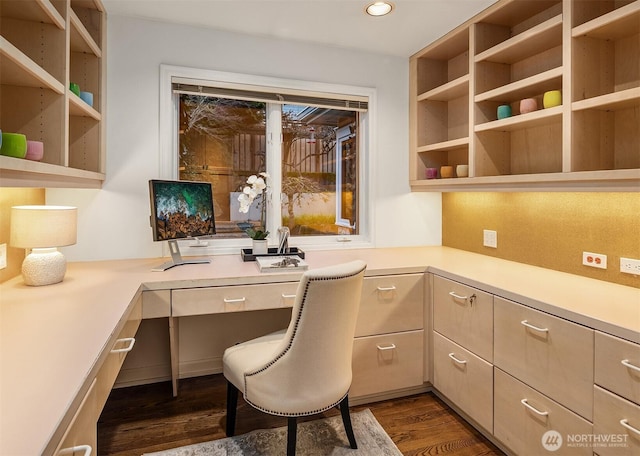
[80,91,94,107]
[497,104,512,120]
[456,164,469,178]
[69,82,80,96]
[425,167,438,179]
[543,90,562,108]
[440,166,454,178]
[519,98,538,114]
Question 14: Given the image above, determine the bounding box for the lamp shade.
[10,206,77,248]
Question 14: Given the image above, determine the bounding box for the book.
[255,255,308,272]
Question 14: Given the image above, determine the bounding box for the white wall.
[48,15,441,261]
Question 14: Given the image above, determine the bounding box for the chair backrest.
[244,260,366,416]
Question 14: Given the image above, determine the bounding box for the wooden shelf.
[418,138,469,154]
[475,106,562,132]
[0,37,65,93]
[0,0,65,29]
[475,67,562,103]
[418,75,469,102]
[572,1,640,40]
[0,156,104,188]
[69,92,102,120]
[70,9,102,57]
[572,87,640,112]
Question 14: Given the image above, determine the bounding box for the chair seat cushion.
[223,329,286,391]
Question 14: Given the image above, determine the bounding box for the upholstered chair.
[223,260,367,456]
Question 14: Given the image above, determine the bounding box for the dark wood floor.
[98,374,504,456]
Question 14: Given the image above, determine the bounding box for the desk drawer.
[54,379,98,456]
[433,331,493,432]
[494,297,594,421]
[172,282,299,316]
[594,385,640,456]
[355,274,423,337]
[494,368,593,456]
[433,275,493,362]
[142,290,170,318]
[95,296,142,411]
[595,331,640,405]
[351,330,423,398]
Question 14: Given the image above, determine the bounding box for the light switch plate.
[0,243,6,269]
[483,230,497,248]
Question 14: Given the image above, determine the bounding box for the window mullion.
[265,103,283,242]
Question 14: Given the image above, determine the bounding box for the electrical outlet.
[0,243,6,269]
[620,257,640,275]
[483,230,497,248]
[582,251,607,269]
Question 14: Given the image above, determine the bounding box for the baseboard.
[350,384,432,406]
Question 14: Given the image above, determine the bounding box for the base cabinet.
[593,386,640,456]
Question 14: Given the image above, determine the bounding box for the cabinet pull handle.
[223,297,246,303]
[110,337,135,354]
[621,359,640,373]
[58,444,92,456]
[521,320,549,333]
[520,399,549,416]
[376,344,396,351]
[281,294,296,299]
[620,419,640,436]
[448,353,467,365]
[376,286,396,291]
[448,291,468,300]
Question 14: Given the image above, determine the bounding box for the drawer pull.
[376,286,396,292]
[520,399,549,417]
[621,359,640,373]
[281,294,297,299]
[448,353,467,365]
[521,320,549,333]
[620,419,640,436]
[110,337,135,354]
[223,297,246,304]
[376,344,396,351]
[58,444,92,456]
[448,291,468,300]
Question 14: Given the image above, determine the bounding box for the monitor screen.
[149,179,216,242]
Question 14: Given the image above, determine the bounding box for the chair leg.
[226,381,238,437]
[339,395,358,449]
[287,417,297,456]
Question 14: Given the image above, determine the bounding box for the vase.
[497,104,512,119]
[252,239,268,255]
[456,164,469,178]
[543,90,562,108]
[440,166,454,178]
[520,98,537,114]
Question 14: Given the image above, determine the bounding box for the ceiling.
[101,0,497,57]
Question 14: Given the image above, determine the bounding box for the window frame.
[159,64,376,256]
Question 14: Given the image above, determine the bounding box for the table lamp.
[10,205,78,286]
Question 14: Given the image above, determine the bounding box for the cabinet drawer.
[172,282,299,317]
[494,368,593,456]
[595,331,640,405]
[433,275,493,362]
[142,289,171,318]
[54,379,98,456]
[433,331,493,432]
[494,297,594,420]
[96,297,142,411]
[594,385,640,456]
[351,330,424,398]
[355,274,423,337]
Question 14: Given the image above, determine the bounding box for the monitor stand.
[152,240,211,272]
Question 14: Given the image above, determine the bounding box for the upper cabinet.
[410,0,640,191]
[0,0,106,188]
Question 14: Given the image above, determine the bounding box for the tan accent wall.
[443,193,640,288]
[0,188,46,283]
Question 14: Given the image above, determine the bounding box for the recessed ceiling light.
[366,2,393,17]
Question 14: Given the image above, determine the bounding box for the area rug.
[144,409,402,455]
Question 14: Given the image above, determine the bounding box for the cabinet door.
[593,385,640,456]
[494,297,594,420]
[433,331,493,432]
[351,330,423,398]
[355,274,423,337]
[595,331,640,405]
[172,282,299,316]
[433,275,493,362]
[494,368,593,456]
[54,379,98,456]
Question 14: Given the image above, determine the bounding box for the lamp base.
[22,248,67,286]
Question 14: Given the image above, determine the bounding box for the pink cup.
[426,168,438,179]
[520,98,538,114]
[25,140,44,161]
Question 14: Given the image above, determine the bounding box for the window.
[160,66,374,252]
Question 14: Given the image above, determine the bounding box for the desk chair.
[223,260,367,456]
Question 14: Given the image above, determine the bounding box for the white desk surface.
[1,246,638,455]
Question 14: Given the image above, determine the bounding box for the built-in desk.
[1,246,638,456]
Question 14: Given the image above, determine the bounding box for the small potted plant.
[238,172,269,254]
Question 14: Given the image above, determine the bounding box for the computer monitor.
[149,179,216,271]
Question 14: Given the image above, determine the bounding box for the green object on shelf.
[0,132,27,158]
[70,82,80,96]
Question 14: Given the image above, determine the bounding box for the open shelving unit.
[0,0,106,188]
[409,0,640,191]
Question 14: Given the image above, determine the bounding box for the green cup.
[70,82,80,96]
[0,132,28,158]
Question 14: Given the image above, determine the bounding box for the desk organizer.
[241,247,305,262]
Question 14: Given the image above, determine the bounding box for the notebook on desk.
[256,255,308,273]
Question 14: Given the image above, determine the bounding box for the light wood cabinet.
[0,0,106,188]
[593,385,640,456]
[595,331,640,405]
[54,379,98,456]
[410,0,640,191]
[494,296,594,421]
